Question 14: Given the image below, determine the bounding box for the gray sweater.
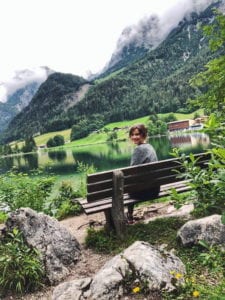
[130,143,158,166]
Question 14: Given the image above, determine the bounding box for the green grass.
[11,128,71,149]
[11,109,204,149]
[85,217,185,254]
[103,116,150,130]
[62,131,110,148]
[34,129,71,145]
[158,109,204,121]
[94,68,125,84]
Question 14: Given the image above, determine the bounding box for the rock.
[3,207,81,284]
[178,214,225,246]
[52,278,92,300]
[52,241,185,299]
[143,203,194,223]
[88,254,129,299]
[89,241,185,299]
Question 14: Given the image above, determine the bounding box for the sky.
[0,0,216,101]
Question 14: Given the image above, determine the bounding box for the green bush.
[46,134,65,148]
[48,162,97,219]
[55,200,82,220]
[147,119,167,136]
[0,171,55,212]
[0,228,44,295]
[172,149,225,217]
[76,161,97,197]
[47,181,83,219]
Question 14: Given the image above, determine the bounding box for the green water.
[0,133,210,188]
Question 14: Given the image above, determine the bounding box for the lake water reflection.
[0,133,210,176]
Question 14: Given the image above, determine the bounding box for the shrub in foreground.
[0,228,44,296]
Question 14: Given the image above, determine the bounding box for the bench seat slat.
[87,174,187,202]
[84,184,192,215]
[82,180,191,209]
[87,168,179,194]
[87,179,113,193]
[82,180,191,213]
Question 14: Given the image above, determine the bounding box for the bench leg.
[104,209,115,233]
[104,208,126,238]
[111,170,126,238]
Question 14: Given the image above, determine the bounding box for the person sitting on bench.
[127,124,160,224]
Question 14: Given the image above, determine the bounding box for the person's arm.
[130,146,145,165]
[148,146,158,163]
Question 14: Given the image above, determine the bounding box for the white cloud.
[0,86,7,103]
[0,67,50,103]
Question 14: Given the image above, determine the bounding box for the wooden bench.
[79,152,211,237]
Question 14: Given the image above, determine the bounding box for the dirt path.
[60,211,106,244]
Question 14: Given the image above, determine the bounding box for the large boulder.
[52,241,185,300]
[52,278,92,300]
[3,207,81,284]
[177,214,225,246]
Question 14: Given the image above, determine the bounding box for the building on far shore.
[167,116,208,132]
[167,119,195,132]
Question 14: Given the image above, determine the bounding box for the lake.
[0,133,210,183]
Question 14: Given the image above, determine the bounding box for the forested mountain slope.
[1,73,89,142]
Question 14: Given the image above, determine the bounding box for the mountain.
[1,73,90,141]
[0,67,53,133]
[1,0,224,143]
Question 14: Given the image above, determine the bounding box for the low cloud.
[0,66,52,103]
[107,0,220,68]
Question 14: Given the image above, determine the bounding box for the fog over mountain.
[0,66,53,103]
[104,0,220,71]
[0,66,54,133]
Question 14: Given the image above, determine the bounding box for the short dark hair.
[129,124,148,138]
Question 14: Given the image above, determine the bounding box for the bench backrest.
[86,152,211,203]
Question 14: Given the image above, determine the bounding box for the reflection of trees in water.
[48,151,67,161]
[151,136,172,160]
[0,153,39,174]
[72,151,130,172]
[108,142,122,156]
[44,164,76,174]
[24,153,38,170]
[12,156,24,172]
[0,156,14,173]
